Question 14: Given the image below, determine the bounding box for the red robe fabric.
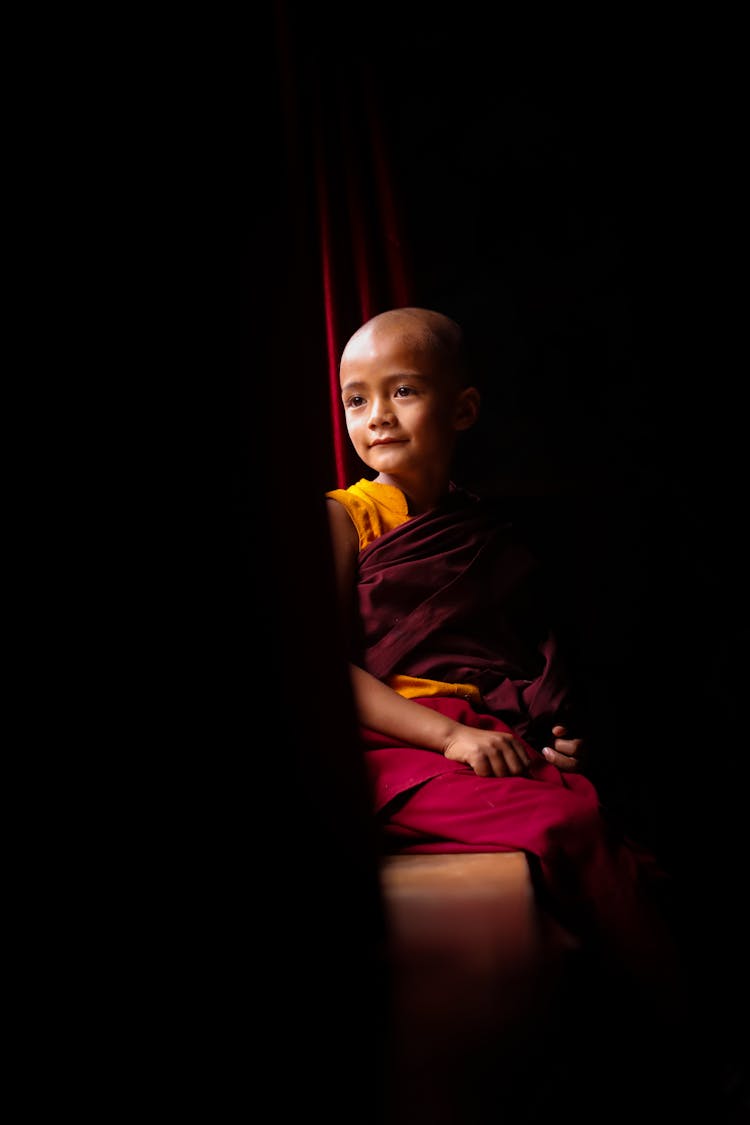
[355,487,673,971]
[355,485,578,748]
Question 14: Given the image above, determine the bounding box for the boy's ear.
[453,386,480,431]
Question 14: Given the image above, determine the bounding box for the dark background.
[233,9,747,1120]
[51,11,745,1120]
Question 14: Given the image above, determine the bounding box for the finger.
[486,749,510,778]
[505,738,530,769]
[556,737,583,761]
[546,747,580,774]
[501,748,527,777]
[554,739,577,759]
[542,745,574,771]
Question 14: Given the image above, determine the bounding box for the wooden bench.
[378,852,579,1124]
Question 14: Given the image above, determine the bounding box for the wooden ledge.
[379,851,578,1123]
[379,851,552,976]
[380,850,531,898]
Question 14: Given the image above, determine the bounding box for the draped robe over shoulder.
[353,486,587,810]
[345,485,675,970]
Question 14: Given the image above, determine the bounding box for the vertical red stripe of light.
[316,66,414,489]
[315,137,349,489]
[349,182,373,324]
[365,77,412,307]
[338,89,373,325]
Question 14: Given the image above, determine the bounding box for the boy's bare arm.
[350,663,531,779]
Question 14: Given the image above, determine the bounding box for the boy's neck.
[374,472,452,515]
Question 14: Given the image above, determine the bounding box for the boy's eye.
[346,394,365,408]
[394,385,413,398]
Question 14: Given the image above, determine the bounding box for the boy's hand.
[542,724,586,773]
[443,727,531,778]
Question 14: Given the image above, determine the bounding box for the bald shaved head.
[342,307,469,387]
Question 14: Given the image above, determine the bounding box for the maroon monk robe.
[355,484,579,748]
[353,487,673,973]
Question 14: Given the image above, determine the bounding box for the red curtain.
[316,85,412,488]
[275,3,414,489]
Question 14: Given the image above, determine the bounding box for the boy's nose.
[368,398,395,426]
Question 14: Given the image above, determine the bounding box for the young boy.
[325,306,675,978]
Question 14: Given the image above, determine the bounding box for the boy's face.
[339,324,476,484]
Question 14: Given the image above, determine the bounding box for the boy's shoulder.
[326,478,410,550]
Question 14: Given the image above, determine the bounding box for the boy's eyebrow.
[341,372,431,393]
